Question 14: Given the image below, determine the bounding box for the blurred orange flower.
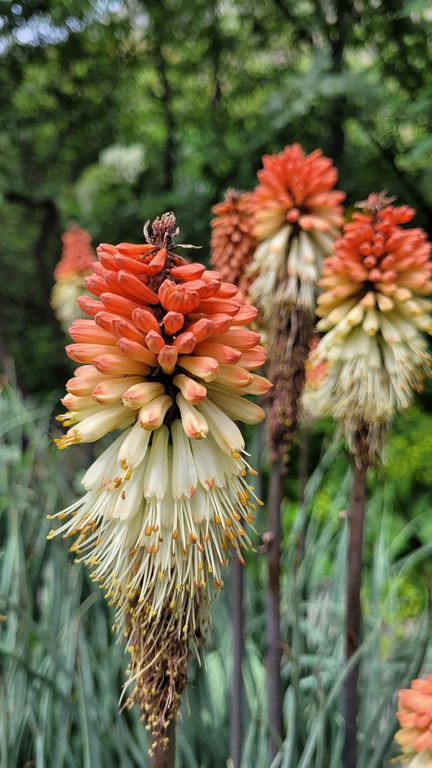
[248,144,345,318]
[210,189,256,297]
[51,225,96,330]
[396,674,432,766]
[252,143,345,242]
[313,194,432,458]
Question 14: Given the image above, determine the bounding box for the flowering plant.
[49,212,271,747]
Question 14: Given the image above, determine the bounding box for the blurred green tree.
[0,0,431,392]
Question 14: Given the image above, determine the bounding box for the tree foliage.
[0,0,431,392]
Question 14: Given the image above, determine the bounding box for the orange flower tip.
[100,291,144,318]
[68,320,117,346]
[216,283,239,299]
[131,307,161,334]
[138,395,173,430]
[181,318,212,344]
[92,377,141,404]
[97,242,117,255]
[145,330,165,354]
[94,353,151,376]
[77,296,103,316]
[116,271,158,304]
[147,247,168,272]
[286,207,300,223]
[94,311,118,333]
[113,317,147,344]
[162,311,184,334]
[210,328,260,350]
[178,355,219,381]
[170,263,205,280]
[116,242,156,257]
[65,343,113,364]
[194,341,241,364]
[176,393,209,439]
[158,345,178,374]
[236,306,260,326]
[238,347,266,370]
[117,338,158,366]
[197,298,240,316]
[201,312,232,333]
[243,374,273,395]
[173,331,197,354]
[173,373,207,403]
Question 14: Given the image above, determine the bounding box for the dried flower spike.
[396,674,432,767]
[51,225,96,331]
[210,189,256,297]
[313,194,432,462]
[49,212,271,747]
[248,143,345,317]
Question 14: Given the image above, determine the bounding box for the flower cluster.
[49,212,271,744]
[210,189,256,297]
[396,674,432,767]
[248,143,345,317]
[51,225,96,331]
[313,194,432,459]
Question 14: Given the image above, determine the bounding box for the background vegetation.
[0,1,432,766]
[1,0,432,394]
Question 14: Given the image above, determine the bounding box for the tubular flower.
[248,143,345,317]
[313,194,432,461]
[396,674,432,767]
[48,212,271,747]
[51,225,96,331]
[210,189,256,298]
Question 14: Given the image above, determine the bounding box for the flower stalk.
[343,436,368,768]
[249,144,345,755]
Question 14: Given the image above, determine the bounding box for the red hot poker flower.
[49,212,271,746]
[249,143,345,317]
[314,195,432,460]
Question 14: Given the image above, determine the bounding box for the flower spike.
[313,194,432,462]
[248,143,345,466]
[50,212,271,749]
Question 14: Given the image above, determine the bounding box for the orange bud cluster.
[248,144,345,317]
[59,233,266,415]
[210,190,256,296]
[396,674,432,765]
[319,202,431,308]
[251,143,345,243]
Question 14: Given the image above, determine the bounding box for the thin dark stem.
[266,459,284,759]
[230,557,244,768]
[149,720,176,768]
[343,460,368,768]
